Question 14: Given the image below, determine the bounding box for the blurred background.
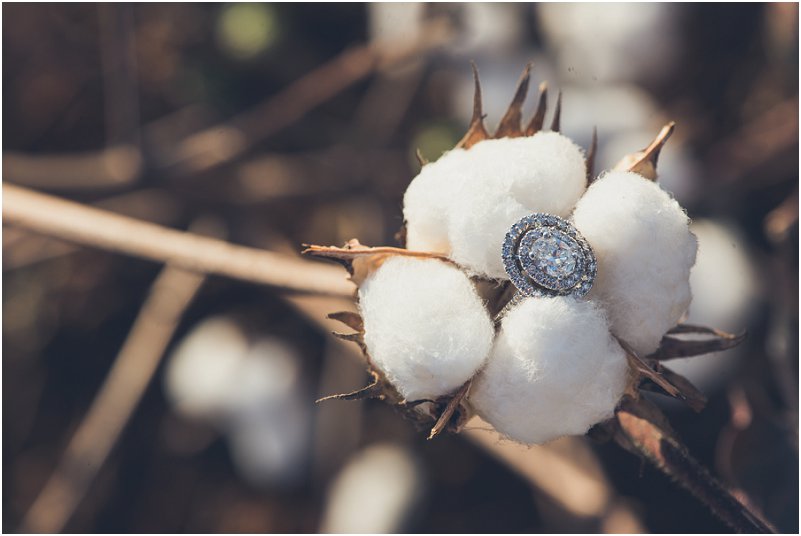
[2,3,798,533]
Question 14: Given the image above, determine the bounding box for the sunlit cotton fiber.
[358,256,494,401]
[572,171,697,356]
[403,133,587,278]
[469,297,629,445]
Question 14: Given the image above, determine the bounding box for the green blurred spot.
[217,3,280,60]
[410,123,460,166]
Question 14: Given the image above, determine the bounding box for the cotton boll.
[470,297,628,445]
[320,443,423,533]
[226,396,311,488]
[368,3,424,45]
[686,220,758,331]
[403,147,470,254]
[447,134,587,278]
[359,256,494,401]
[538,3,681,85]
[447,184,529,278]
[221,338,312,488]
[166,323,312,487]
[222,338,301,413]
[492,133,588,213]
[404,134,587,278]
[164,316,251,420]
[572,171,697,356]
[664,219,759,393]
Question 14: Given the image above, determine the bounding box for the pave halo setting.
[502,213,597,298]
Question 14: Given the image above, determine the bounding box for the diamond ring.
[496,213,597,320]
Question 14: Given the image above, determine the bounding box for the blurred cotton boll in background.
[320,443,425,533]
[164,316,252,421]
[664,219,761,394]
[558,83,699,205]
[164,316,311,488]
[367,3,425,45]
[537,3,699,205]
[538,3,682,85]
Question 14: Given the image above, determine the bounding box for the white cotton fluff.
[403,146,471,255]
[166,327,312,487]
[320,443,423,533]
[358,256,494,401]
[403,133,587,279]
[164,316,251,420]
[666,219,758,393]
[572,171,697,356]
[469,297,629,445]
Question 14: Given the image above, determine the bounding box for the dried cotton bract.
[573,171,697,356]
[470,298,629,444]
[358,256,494,401]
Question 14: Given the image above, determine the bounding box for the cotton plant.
[303,64,763,530]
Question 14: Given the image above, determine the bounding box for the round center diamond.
[529,235,578,278]
[501,213,597,298]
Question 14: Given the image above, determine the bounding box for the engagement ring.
[496,213,596,320]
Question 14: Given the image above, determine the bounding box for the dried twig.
[614,396,775,533]
[21,264,206,533]
[98,3,140,148]
[3,20,449,192]
[3,184,355,297]
[164,19,451,176]
[465,421,642,528]
[4,188,182,271]
[3,145,142,190]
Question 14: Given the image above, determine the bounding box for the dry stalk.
[4,188,182,271]
[3,146,142,190]
[3,183,355,297]
[614,396,775,533]
[3,19,450,192]
[21,264,206,533]
[164,19,451,176]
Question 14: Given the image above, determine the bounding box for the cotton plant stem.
[21,265,206,533]
[3,184,355,297]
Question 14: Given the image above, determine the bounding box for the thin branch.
[4,188,182,271]
[164,19,451,176]
[98,3,140,148]
[3,20,450,192]
[3,145,142,190]
[21,264,206,533]
[614,396,775,533]
[465,421,641,528]
[3,184,355,297]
